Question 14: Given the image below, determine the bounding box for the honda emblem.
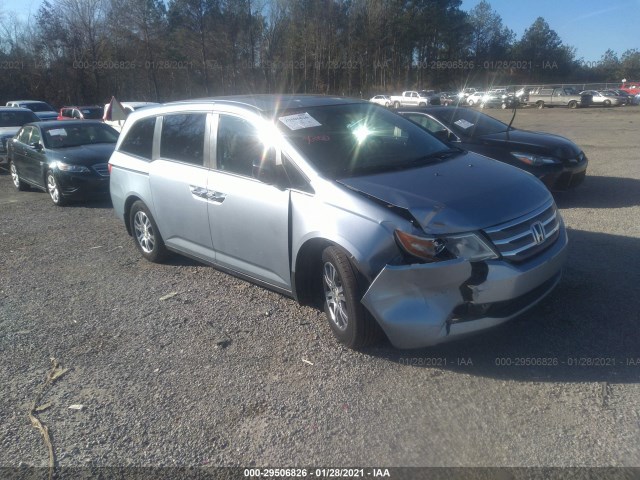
[531,221,546,245]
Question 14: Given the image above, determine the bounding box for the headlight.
[56,162,90,173]
[395,230,498,263]
[511,151,560,166]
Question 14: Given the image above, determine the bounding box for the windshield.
[430,108,510,137]
[42,123,119,149]
[80,107,104,119]
[22,102,55,113]
[0,110,39,127]
[275,103,453,179]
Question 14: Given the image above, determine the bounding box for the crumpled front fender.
[361,259,472,349]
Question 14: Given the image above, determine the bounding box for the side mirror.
[30,142,43,151]
[433,130,450,142]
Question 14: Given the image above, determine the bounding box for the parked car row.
[5,95,578,351]
[370,85,640,110]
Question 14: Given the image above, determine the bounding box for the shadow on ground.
[554,175,640,209]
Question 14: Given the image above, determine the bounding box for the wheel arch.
[292,237,370,309]
[123,195,145,236]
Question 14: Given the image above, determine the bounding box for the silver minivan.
[109,95,567,349]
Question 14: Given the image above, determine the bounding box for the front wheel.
[537,101,545,109]
[130,200,168,263]
[321,246,378,349]
[603,100,611,107]
[467,100,475,106]
[393,101,400,109]
[568,100,577,109]
[46,170,66,206]
[10,161,28,191]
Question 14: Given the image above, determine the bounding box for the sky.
[1,0,639,63]
[461,0,640,63]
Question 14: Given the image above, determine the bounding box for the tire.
[130,200,168,263]
[46,170,67,206]
[603,100,611,107]
[568,100,577,109]
[467,99,475,106]
[9,161,28,191]
[321,246,378,349]
[537,101,545,109]
[393,101,400,109]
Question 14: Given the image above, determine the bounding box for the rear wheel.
[393,101,400,109]
[603,99,611,107]
[568,100,578,109]
[467,99,475,106]
[130,200,168,263]
[10,161,28,191]
[321,246,378,349]
[537,101,545,109]
[46,170,66,206]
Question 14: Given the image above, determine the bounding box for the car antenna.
[506,100,517,139]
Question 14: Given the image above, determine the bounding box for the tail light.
[108,163,112,174]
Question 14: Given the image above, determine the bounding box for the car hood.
[48,143,116,165]
[35,112,59,120]
[478,129,582,160]
[337,153,551,234]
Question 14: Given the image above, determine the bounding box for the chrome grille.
[483,200,560,263]
[93,163,109,176]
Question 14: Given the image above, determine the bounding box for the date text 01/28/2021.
[243,468,391,477]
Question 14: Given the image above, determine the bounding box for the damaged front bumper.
[361,228,568,349]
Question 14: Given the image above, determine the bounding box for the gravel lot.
[1,106,639,476]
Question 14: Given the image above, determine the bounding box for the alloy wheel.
[323,261,348,331]
[133,210,155,254]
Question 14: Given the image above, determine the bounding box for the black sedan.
[8,120,119,205]
[396,106,587,191]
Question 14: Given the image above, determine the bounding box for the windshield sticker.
[454,119,474,129]
[47,128,68,136]
[278,112,322,130]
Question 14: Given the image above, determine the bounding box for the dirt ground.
[0,105,639,478]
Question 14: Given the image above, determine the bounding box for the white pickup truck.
[389,91,440,108]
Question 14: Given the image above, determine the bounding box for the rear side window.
[119,117,156,160]
[160,113,206,166]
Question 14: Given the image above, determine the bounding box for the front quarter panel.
[290,181,406,283]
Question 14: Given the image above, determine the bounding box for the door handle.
[190,186,226,203]
[190,186,208,199]
[207,191,226,203]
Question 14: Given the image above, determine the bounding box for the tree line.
[0,0,638,106]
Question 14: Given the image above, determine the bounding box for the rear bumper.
[361,226,568,349]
